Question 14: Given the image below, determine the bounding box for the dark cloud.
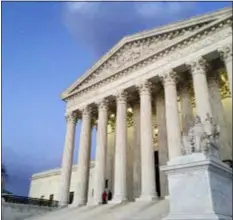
[62,2,197,58]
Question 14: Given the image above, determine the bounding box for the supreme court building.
[29,7,232,208]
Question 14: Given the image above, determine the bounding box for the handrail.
[2,194,59,208]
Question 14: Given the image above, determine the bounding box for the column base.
[86,199,102,206]
[164,213,232,220]
[71,199,87,207]
[136,193,158,202]
[109,195,128,204]
[58,201,69,208]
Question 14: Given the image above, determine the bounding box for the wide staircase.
[2,194,58,220]
[25,198,169,220]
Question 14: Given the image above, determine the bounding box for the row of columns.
[58,46,232,206]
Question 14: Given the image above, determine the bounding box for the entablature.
[65,16,232,115]
[61,8,232,101]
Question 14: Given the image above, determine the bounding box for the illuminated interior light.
[221,74,226,82]
[110,114,115,118]
[127,108,133,113]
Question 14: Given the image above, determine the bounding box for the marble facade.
[56,8,232,208]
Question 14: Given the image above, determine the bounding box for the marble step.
[24,199,169,220]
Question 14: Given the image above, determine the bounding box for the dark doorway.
[69,192,74,204]
[154,151,161,197]
[105,179,109,189]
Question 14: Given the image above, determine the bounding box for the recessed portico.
[58,9,232,207]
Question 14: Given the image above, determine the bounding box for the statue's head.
[194,115,201,124]
[205,113,212,122]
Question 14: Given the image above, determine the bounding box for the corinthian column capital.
[96,98,109,111]
[187,57,209,76]
[81,106,92,118]
[137,80,152,96]
[219,44,232,63]
[65,112,78,124]
[160,70,178,86]
[115,91,128,104]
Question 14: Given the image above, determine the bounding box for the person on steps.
[102,190,107,204]
[108,190,112,201]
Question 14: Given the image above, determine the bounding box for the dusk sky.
[2,1,232,196]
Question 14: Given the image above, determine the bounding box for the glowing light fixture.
[221,74,226,82]
[127,108,133,113]
[110,114,115,118]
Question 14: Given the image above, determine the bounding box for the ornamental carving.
[66,112,78,124]
[219,44,232,62]
[181,114,220,159]
[137,80,152,95]
[115,91,128,103]
[75,23,209,92]
[81,106,92,118]
[160,70,178,86]
[65,17,232,110]
[96,99,109,111]
[187,57,209,76]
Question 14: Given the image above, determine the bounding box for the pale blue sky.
[2,1,232,196]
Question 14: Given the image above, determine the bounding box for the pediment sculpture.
[73,23,210,93]
[181,113,220,159]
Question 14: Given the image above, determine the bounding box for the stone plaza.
[28,7,232,220]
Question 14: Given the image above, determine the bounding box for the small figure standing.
[102,190,107,204]
[108,190,112,201]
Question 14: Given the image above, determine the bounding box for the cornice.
[64,15,232,104]
[61,7,232,99]
[126,7,231,41]
[31,162,95,180]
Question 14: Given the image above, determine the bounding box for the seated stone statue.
[181,113,220,159]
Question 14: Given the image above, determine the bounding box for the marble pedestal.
[161,153,232,220]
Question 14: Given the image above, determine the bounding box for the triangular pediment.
[62,7,232,99]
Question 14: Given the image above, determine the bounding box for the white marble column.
[132,102,141,199]
[106,128,115,193]
[155,91,169,198]
[58,112,77,206]
[179,82,193,136]
[92,99,108,204]
[219,44,232,96]
[137,81,157,201]
[112,91,128,203]
[208,71,232,160]
[188,58,212,121]
[73,106,92,206]
[162,71,182,159]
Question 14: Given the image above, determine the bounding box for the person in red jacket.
[102,190,107,204]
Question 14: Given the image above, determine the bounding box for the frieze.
[66,17,232,111]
